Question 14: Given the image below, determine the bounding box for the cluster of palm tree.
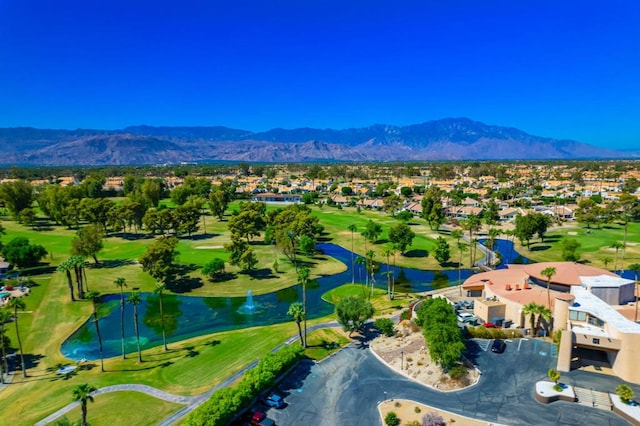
[0,298,27,379]
[522,302,553,337]
[56,256,90,301]
[287,266,310,347]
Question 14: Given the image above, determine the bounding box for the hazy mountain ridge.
[0,118,630,165]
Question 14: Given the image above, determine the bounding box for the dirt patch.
[379,400,492,425]
[370,321,479,391]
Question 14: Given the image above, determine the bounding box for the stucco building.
[462,262,640,384]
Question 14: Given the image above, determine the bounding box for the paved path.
[34,321,342,426]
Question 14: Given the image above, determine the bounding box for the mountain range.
[0,118,631,166]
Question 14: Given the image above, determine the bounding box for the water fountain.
[237,289,257,314]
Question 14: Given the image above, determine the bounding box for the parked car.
[263,392,285,409]
[491,339,506,353]
[249,411,276,426]
[483,322,502,329]
[457,312,476,323]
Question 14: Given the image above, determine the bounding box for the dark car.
[491,339,506,353]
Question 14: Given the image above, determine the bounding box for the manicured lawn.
[311,205,473,270]
[303,328,350,360]
[322,284,413,316]
[59,391,184,426]
[512,222,640,268]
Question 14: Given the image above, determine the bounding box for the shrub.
[394,401,402,408]
[374,317,396,337]
[422,412,445,426]
[617,384,634,404]
[449,365,468,382]
[488,328,507,340]
[384,411,401,426]
[414,406,422,413]
[399,309,412,322]
[547,368,560,384]
[185,344,304,425]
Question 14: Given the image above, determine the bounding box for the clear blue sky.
[1,0,638,149]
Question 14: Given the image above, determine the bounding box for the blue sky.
[0,0,638,149]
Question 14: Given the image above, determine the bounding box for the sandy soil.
[370,322,480,391]
[379,399,493,426]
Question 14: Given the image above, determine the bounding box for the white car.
[457,312,476,323]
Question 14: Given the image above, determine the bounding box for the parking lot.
[257,338,629,425]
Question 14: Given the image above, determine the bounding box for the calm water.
[61,241,526,360]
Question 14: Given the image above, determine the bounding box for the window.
[593,338,600,345]
[588,316,604,327]
[569,311,587,321]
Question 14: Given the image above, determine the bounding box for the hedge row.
[184,344,305,426]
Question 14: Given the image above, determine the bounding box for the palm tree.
[541,266,557,313]
[0,309,11,383]
[347,224,358,284]
[522,302,538,335]
[382,244,396,300]
[457,242,468,296]
[629,263,640,322]
[7,298,27,378]
[297,267,310,347]
[287,302,305,347]
[56,260,75,302]
[127,292,143,362]
[366,249,376,298]
[154,284,168,351]
[354,256,366,296]
[114,277,127,359]
[72,383,97,426]
[69,255,86,299]
[86,291,105,372]
[462,216,481,268]
[601,257,613,270]
[535,305,553,337]
[471,237,480,267]
[611,242,624,272]
[488,227,501,268]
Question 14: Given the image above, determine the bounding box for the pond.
[61,240,525,360]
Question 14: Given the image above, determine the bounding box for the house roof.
[523,262,618,286]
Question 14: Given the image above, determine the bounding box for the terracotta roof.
[523,262,617,286]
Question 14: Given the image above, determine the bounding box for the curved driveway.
[267,338,629,426]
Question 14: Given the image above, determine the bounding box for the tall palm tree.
[629,263,640,322]
[366,250,376,298]
[347,224,358,284]
[535,305,553,337]
[297,266,310,347]
[382,244,396,300]
[541,266,557,320]
[457,242,468,296]
[0,309,11,383]
[56,260,75,302]
[522,302,538,335]
[287,302,305,347]
[601,257,613,270]
[154,284,168,351]
[113,277,127,359]
[7,298,26,378]
[127,292,143,362]
[85,291,105,372]
[488,227,501,268]
[611,242,624,272]
[354,256,366,296]
[72,383,97,426]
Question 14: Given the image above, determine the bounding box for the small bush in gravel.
[422,411,445,426]
[384,411,401,426]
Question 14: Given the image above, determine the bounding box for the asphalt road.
[262,337,631,426]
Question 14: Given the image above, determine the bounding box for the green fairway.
[303,328,350,360]
[310,205,474,270]
[512,222,640,269]
[58,391,184,426]
[322,283,413,316]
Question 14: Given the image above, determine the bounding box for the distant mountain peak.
[0,118,629,165]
